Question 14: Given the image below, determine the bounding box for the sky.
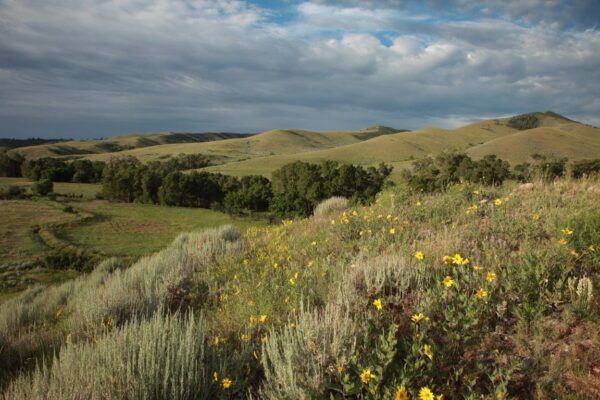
[1,0,599,138]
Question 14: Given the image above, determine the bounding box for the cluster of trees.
[402,153,511,192]
[270,161,393,217]
[404,152,600,192]
[0,153,210,183]
[102,158,392,216]
[101,156,273,213]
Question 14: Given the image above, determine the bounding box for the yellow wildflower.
[561,228,574,235]
[423,344,433,360]
[352,210,358,216]
[390,228,396,235]
[213,371,218,382]
[416,201,422,207]
[394,385,409,400]
[589,245,596,252]
[475,288,488,299]
[259,315,267,323]
[570,250,579,257]
[373,298,383,311]
[494,198,502,206]
[212,336,220,346]
[532,213,540,221]
[411,313,425,323]
[419,387,435,400]
[442,255,452,264]
[240,334,249,343]
[472,190,479,195]
[486,271,496,283]
[442,276,454,288]
[222,378,232,389]
[307,260,314,268]
[558,238,567,245]
[337,366,343,374]
[360,369,375,384]
[415,251,425,261]
[311,241,317,246]
[387,214,392,220]
[452,253,463,265]
[462,258,470,265]
[331,219,336,225]
[473,264,483,271]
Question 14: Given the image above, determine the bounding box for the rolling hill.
[10,132,252,159]
[9,111,598,180]
[204,111,598,178]
[78,125,406,164]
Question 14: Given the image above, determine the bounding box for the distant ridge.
[10,132,253,159]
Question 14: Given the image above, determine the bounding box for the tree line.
[101,158,392,217]
[402,151,600,192]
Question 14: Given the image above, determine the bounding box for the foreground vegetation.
[1,175,598,398]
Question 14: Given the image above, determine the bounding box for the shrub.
[0,185,25,200]
[31,179,53,196]
[402,152,510,192]
[3,312,213,400]
[260,303,361,399]
[571,158,600,178]
[43,248,94,271]
[507,113,541,130]
[313,197,349,217]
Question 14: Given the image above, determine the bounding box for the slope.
[80,126,404,163]
[11,132,251,159]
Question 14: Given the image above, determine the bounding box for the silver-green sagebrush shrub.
[313,196,349,217]
[3,311,211,400]
[70,226,243,335]
[259,302,360,399]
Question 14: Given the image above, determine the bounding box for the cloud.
[0,0,599,138]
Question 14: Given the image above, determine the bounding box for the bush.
[3,312,214,400]
[0,185,25,200]
[31,179,53,196]
[402,152,510,192]
[571,158,600,178]
[313,197,349,217]
[43,248,94,271]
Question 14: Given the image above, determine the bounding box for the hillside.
[11,132,251,159]
[1,177,598,398]
[80,125,404,164]
[467,123,600,163]
[202,115,523,177]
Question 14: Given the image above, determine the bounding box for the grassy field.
[59,200,264,258]
[1,176,598,398]
[0,177,101,199]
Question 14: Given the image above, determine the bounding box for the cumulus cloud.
[0,0,598,138]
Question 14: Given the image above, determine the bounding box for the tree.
[32,178,53,196]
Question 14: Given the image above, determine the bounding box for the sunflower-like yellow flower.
[486,271,496,283]
[473,264,483,271]
[532,213,540,221]
[419,386,434,400]
[442,255,452,264]
[394,385,409,400]
[451,253,463,265]
[558,238,567,245]
[475,288,488,299]
[494,198,502,206]
[222,378,232,389]
[442,276,454,288]
[415,251,425,261]
[411,313,426,323]
[373,298,383,311]
[259,314,267,323]
[360,369,375,384]
[561,228,574,235]
[390,228,396,235]
[240,334,249,343]
[570,250,579,257]
[423,344,433,360]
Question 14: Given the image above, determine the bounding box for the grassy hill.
[80,125,405,164]
[1,176,598,398]
[467,122,600,163]
[11,132,251,159]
